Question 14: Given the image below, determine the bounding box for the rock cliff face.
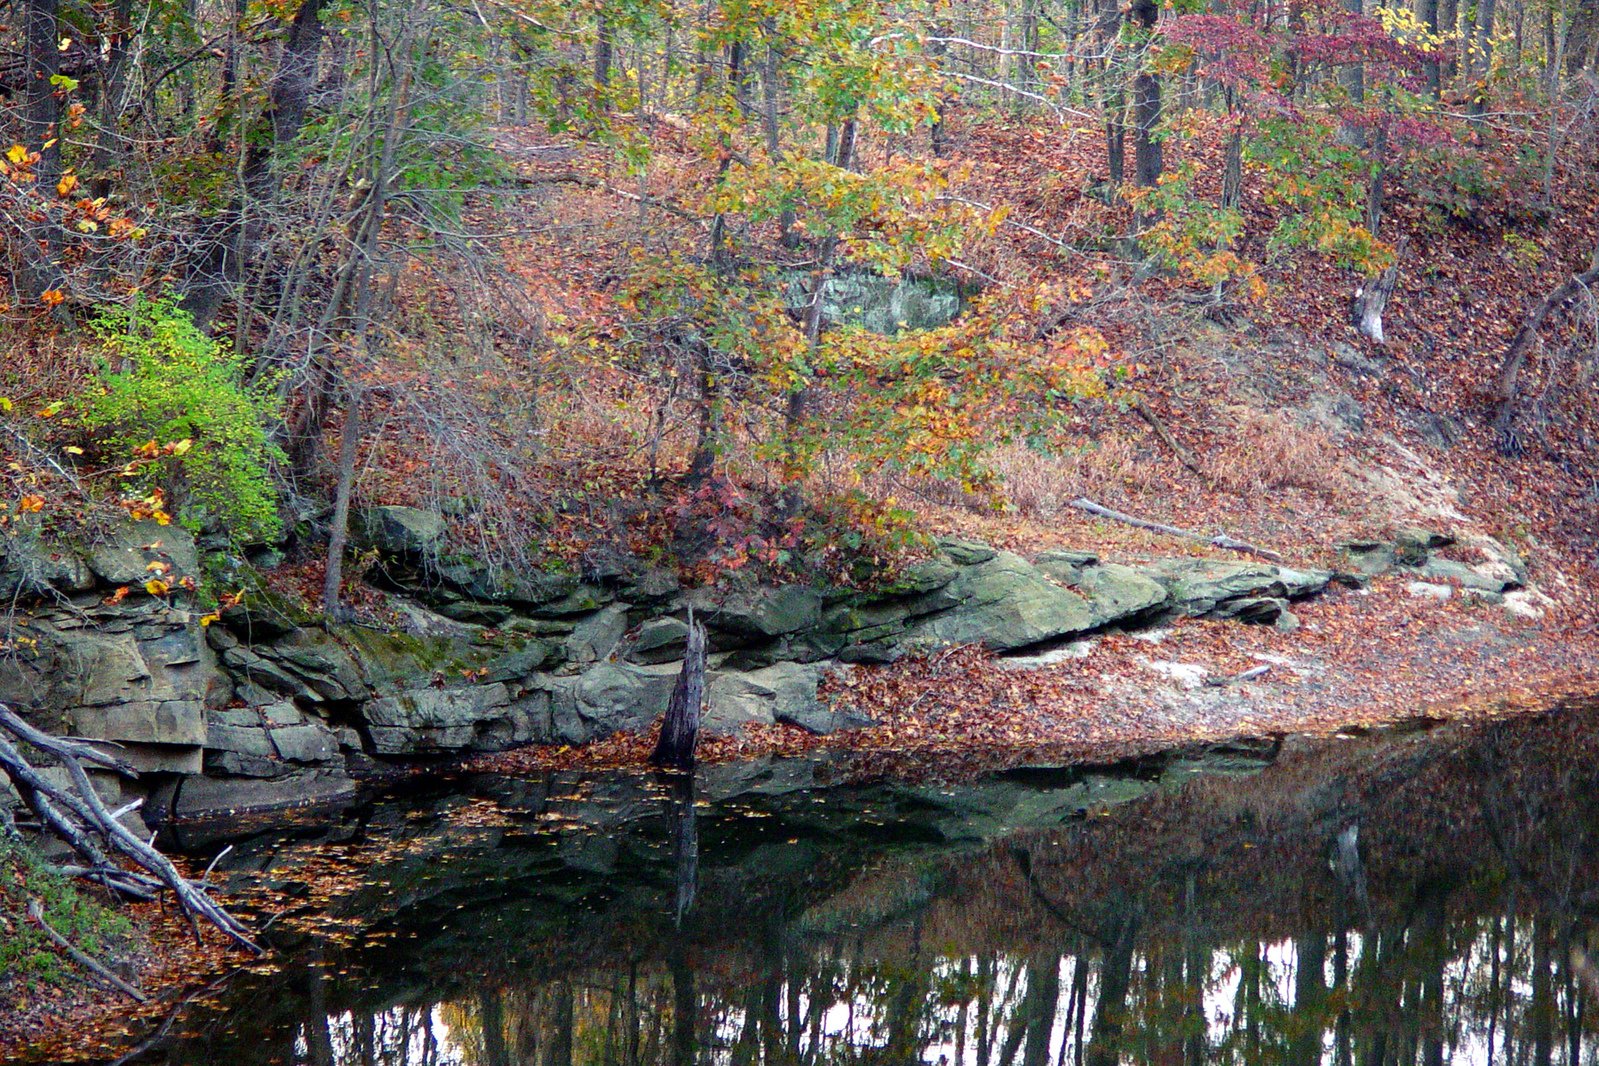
[12,505,1526,823]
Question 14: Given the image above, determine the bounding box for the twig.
[1068,498,1284,563]
[27,898,148,1002]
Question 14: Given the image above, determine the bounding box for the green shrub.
[79,295,285,542]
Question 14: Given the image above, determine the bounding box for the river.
[68,698,1599,1065]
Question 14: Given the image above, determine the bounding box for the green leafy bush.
[79,295,285,542]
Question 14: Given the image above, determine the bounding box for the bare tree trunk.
[20,0,64,304]
[1131,0,1162,190]
[1353,237,1406,344]
[183,0,329,328]
[1420,0,1442,94]
[321,391,362,616]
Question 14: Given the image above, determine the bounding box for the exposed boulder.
[689,583,825,641]
[547,661,678,744]
[704,662,828,734]
[354,506,446,557]
[204,702,342,778]
[361,683,543,754]
[626,617,691,665]
[0,517,94,598]
[900,550,1096,651]
[86,519,199,586]
[1035,553,1169,627]
[0,601,216,774]
[1338,540,1395,577]
[1141,559,1330,618]
[563,603,630,664]
[1393,526,1454,566]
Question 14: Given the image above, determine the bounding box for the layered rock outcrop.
[1,506,1363,822]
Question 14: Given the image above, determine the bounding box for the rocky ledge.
[0,506,1533,822]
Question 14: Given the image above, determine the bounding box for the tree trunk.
[1352,237,1407,344]
[182,0,328,328]
[20,0,64,304]
[1419,0,1442,94]
[1131,0,1162,190]
[649,615,706,770]
[321,391,362,617]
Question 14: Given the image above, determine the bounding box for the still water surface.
[102,702,1599,1065]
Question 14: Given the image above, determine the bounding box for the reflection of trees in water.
[265,708,1599,1066]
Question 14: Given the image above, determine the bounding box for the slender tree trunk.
[21,0,64,304]
[1131,0,1163,190]
[1420,0,1442,94]
[321,391,362,617]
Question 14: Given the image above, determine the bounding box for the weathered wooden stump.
[649,611,706,771]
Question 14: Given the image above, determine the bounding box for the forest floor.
[0,865,240,1065]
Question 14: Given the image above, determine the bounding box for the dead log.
[1068,498,1284,563]
[0,704,263,954]
[650,613,707,771]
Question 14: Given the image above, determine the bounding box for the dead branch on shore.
[27,898,149,1002]
[1068,498,1284,563]
[0,704,263,955]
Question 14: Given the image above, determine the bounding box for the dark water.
[89,701,1599,1066]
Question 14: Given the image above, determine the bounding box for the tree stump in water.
[649,612,706,770]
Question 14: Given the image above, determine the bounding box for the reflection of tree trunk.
[1000,951,1059,1066]
[1416,888,1449,1066]
[547,981,575,1066]
[306,959,335,1066]
[1087,911,1139,1066]
[1288,934,1327,1065]
[1069,957,1088,1066]
[978,953,996,1066]
[885,920,932,1061]
[658,772,699,924]
[1182,871,1207,1066]
[481,989,511,1066]
[1532,914,1553,1066]
[1333,925,1352,1066]
[670,946,698,1066]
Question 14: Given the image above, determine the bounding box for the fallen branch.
[1068,498,1284,563]
[0,704,264,954]
[27,898,148,1002]
[1204,664,1273,688]
[1128,398,1204,478]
